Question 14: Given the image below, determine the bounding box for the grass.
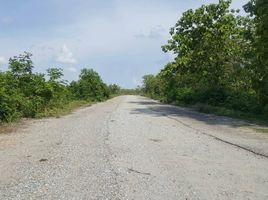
[0,100,92,134]
[135,94,268,126]
[252,128,268,134]
[240,125,268,134]
[189,103,268,125]
[36,100,91,118]
[0,122,20,134]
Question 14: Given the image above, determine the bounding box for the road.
[0,95,268,200]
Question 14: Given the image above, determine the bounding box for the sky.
[0,0,249,88]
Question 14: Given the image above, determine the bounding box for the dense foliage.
[142,0,268,118]
[0,52,120,122]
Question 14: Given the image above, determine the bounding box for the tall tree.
[162,0,253,103]
[244,0,268,106]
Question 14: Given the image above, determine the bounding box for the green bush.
[0,93,22,122]
[175,87,196,104]
[0,53,117,123]
[225,91,259,113]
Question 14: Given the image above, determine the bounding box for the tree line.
[142,0,268,119]
[0,52,121,122]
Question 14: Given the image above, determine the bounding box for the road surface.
[0,95,268,200]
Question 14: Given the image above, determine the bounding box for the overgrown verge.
[36,100,91,118]
[0,52,121,124]
[191,103,267,124]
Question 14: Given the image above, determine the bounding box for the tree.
[47,68,64,83]
[46,68,70,106]
[108,84,121,95]
[74,68,109,101]
[244,0,268,106]
[9,52,33,76]
[0,53,115,122]
[142,75,161,99]
[160,0,255,105]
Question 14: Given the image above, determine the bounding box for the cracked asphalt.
[0,95,268,200]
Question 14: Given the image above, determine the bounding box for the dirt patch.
[0,124,20,135]
[0,120,29,135]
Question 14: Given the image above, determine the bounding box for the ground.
[0,95,268,200]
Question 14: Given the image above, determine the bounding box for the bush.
[225,91,259,113]
[0,93,22,122]
[175,87,196,104]
[0,53,116,123]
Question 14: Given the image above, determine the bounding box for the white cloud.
[67,66,78,73]
[134,26,166,39]
[0,0,249,88]
[56,45,77,64]
[132,76,142,87]
[0,56,7,65]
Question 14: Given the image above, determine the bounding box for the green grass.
[189,103,268,125]
[36,100,91,118]
[252,128,268,134]
[0,99,100,134]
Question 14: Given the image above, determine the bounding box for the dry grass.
[36,100,91,118]
[0,121,25,134]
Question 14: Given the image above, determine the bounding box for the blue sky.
[0,0,249,88]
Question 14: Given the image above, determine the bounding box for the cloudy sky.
[0,0,248,88]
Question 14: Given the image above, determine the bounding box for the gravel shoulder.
[0,95,268,200]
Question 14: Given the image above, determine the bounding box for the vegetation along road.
[0,95,268,200]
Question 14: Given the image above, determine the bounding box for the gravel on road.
[0,95,268,200]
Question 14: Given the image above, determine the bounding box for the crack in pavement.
[103,98,125,199]
[149,107,268,159]
[127,168,151,176]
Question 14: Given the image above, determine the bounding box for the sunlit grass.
[252,128,268,134]
[36,100,91,118]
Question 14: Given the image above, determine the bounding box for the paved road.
[0,95,268,200]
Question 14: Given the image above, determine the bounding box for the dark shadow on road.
[129,99,250,128]
[128,101,159,106]
[128,97,268,159]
